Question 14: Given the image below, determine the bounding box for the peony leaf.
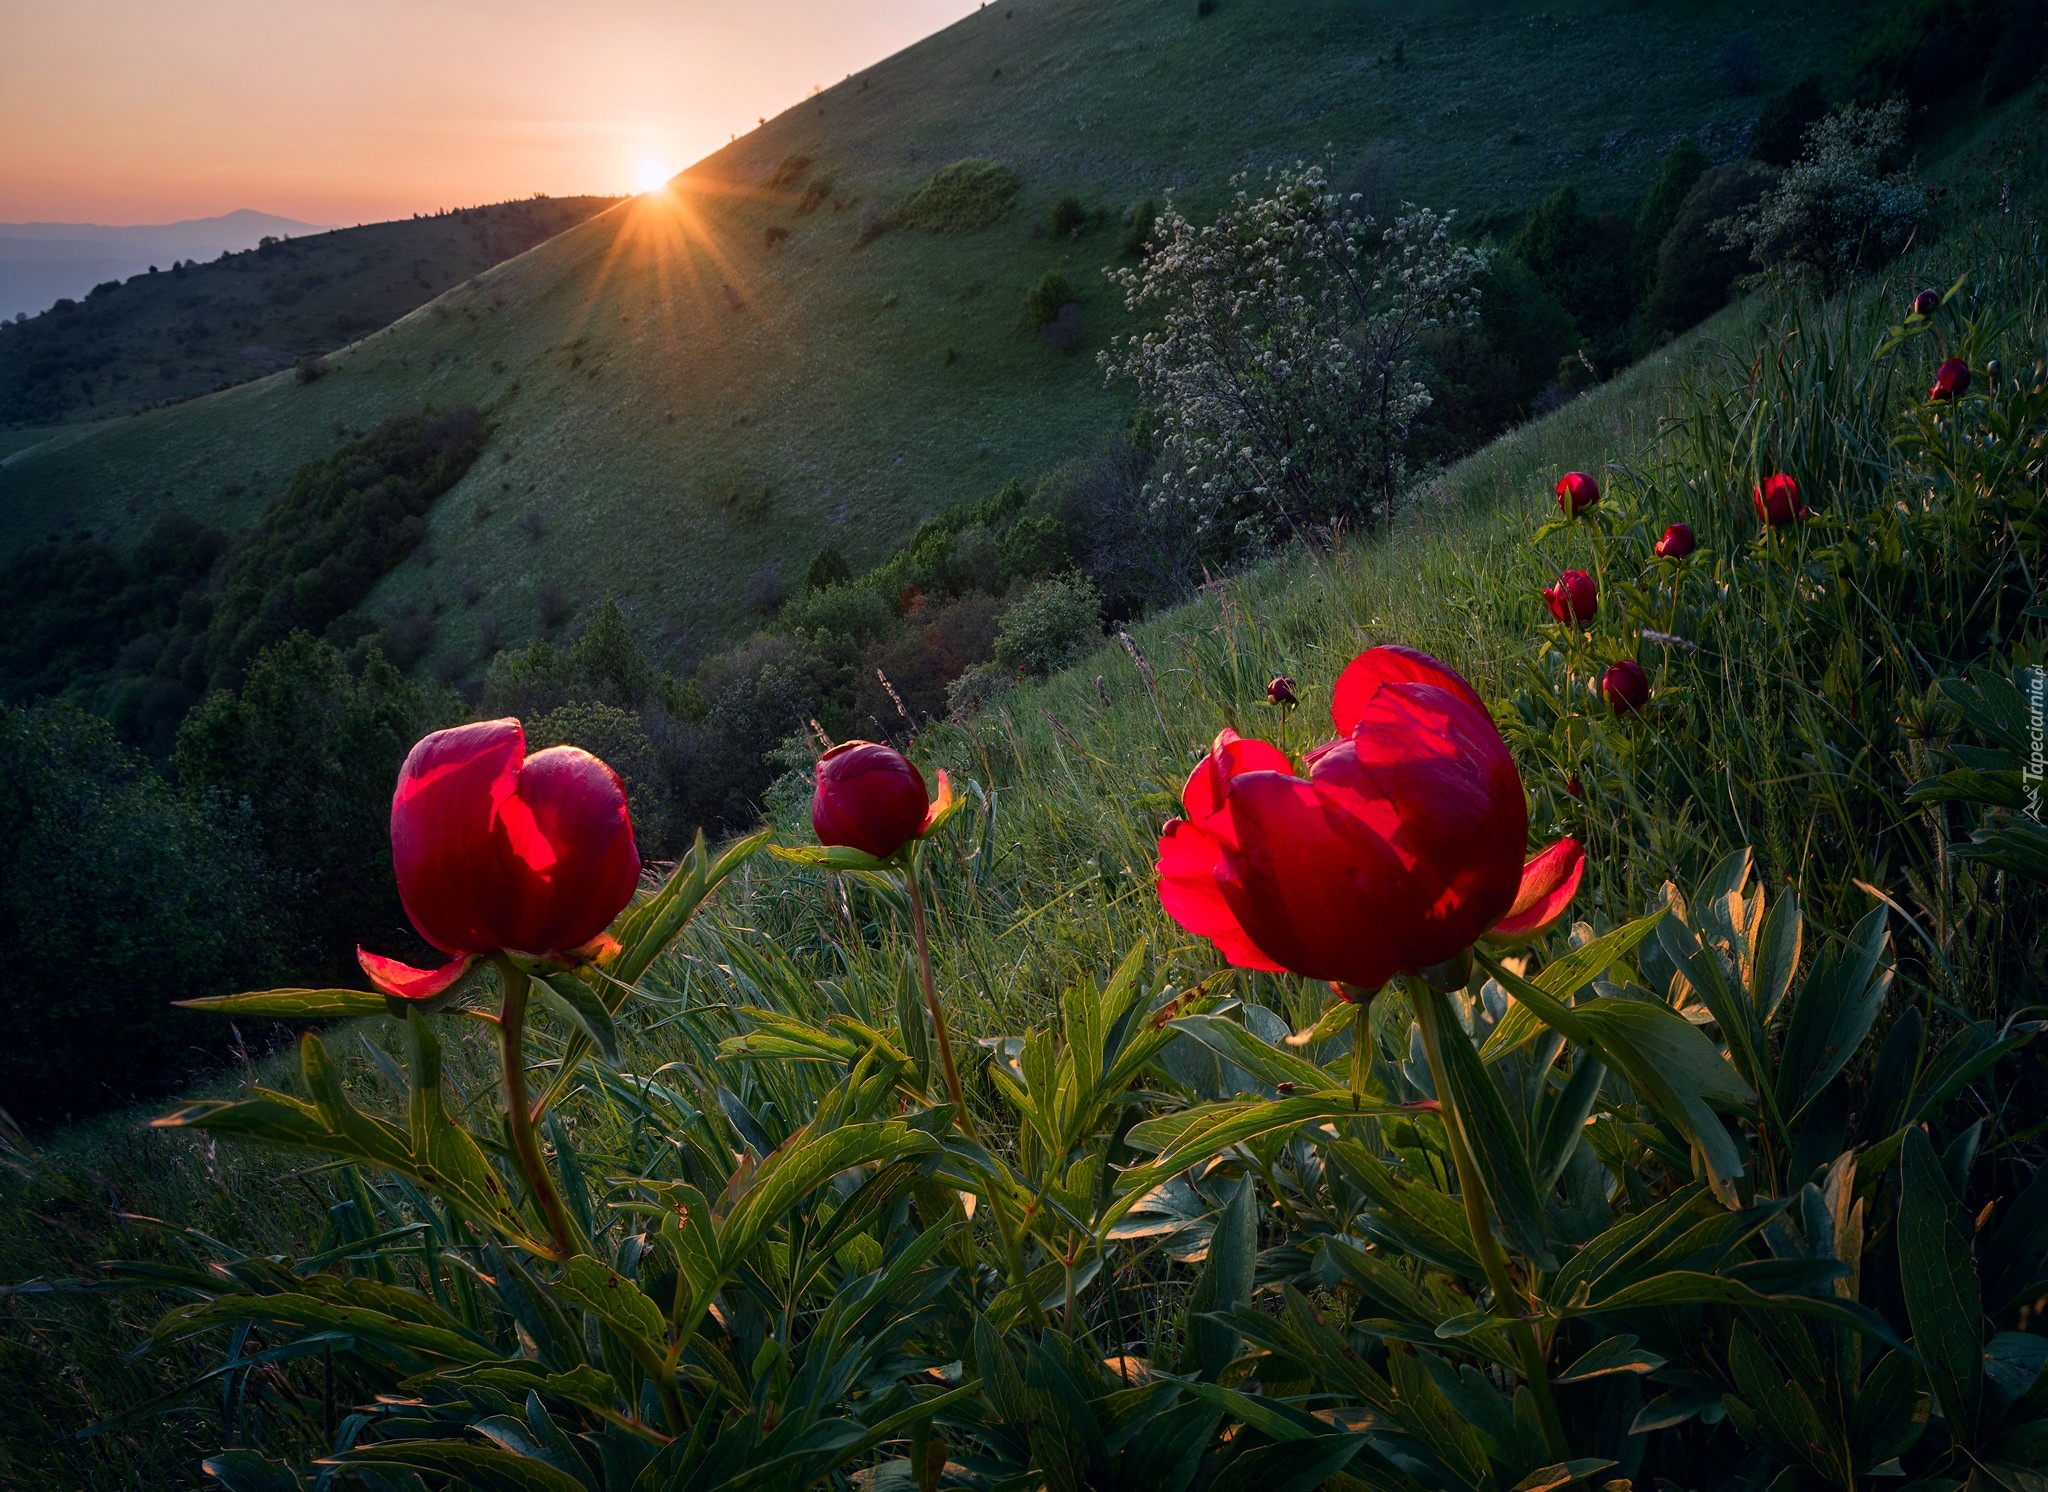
[319,1441,588,1492]
[174,987,389,1019]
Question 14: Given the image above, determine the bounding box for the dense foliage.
[0,404,483,756]
[0,703,279,1125]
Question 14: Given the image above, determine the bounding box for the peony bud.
[1543,569,1598,626]
[1555,471,1600,518]
[1931,359,1970,401]
[1752,473,1807,528]
[813,741,933,860]
[1267,675,1298,707]
[1565,774,1584,800]
[1601,659,1651,716]
[1653,521,1697,558]
[1912,289,1939,317]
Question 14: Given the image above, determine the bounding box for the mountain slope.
[0,0,1868,673]
[0,196,621,427]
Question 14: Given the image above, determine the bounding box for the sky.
[0,0,983,227]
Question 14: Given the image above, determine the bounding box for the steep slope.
[0,0,1867,672]
[0,196,620,426]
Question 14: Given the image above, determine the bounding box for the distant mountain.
[0,210,328,320]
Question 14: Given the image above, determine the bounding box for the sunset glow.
[0,0,982,225]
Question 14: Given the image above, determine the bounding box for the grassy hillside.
[0,0,1871,671]
[0,196,619,429]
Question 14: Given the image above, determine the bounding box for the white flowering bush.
[1101,164,1484,543]
[1726,99,1923,291]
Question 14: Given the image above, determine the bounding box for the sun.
[634,158,674,195]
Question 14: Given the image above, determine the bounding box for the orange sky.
[0,0,982,225]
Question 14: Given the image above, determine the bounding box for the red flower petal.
[1314,681,1526,970]
[1157,817,1287,974]
[357,948,477,1001]
[501,746,641,954]
[1182,727,1295,832]
[1211,768,1411,989]
[391,719,528,955]
[1330,645,1488,736]
[1485,839,1585,946]
[813,741,929,859]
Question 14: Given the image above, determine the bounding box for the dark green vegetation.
[3,123,2043,1483]
[0,404,483,754]
[0,196,619,428]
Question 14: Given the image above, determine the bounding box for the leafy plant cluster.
[893,159,1024,234]
[1850,0,2048,111]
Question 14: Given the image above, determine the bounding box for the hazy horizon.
[0,0,982,225]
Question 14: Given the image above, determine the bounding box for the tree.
[1103,164,1484,540]
[0,702,278,1125]
[1726,100,1923,291]
[175,633,434,980]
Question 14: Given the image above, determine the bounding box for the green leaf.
[157,1289,489,1362]
[1167,1013,1340,1093]
[1776,904,1889,1118]
[1900,1126,1986,1445]
[174,987,389,1019]
[556,1256,670,1364]
[1553,1334,1665,1383]
[1420,984,1550,1265]
[200,1449,305,1492]
[535,971,621,1066]
[718,1120,939,1269]
[1481,952,1751,1194]
[768,841,896,874]
[613,828,767,984]
[1564,1269,1905,1347]
[1113,1094,1395,1226]
[321,1440,591,1492]
[1183,1178,1256,1380]
[1477,912,1666,1063]
[1207,1436,1368,1492]
[1513,1460,1618,1492]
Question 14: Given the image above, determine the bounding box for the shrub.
[1120,198,1159,257]
[526,700,670,848]
[1987,0,2048,101]
[779,581,893,644]
[854,592,1006,728]
[856,199,887,244]
[998,511,1069,583]
[993,572,1102,675]
[1726,99,1923,290]
[765,153,813,191]
[1048,193,1089,236]
[803,545,854,591]
[764,225,791,249]
[0,701,279,1126]
[1105,165,1484,535]
[945,659,1015,715]
[175,633,433,982]
[292,352,326,384]
[1641,161,1776,337]
[1630,137,1709,297]
[894,158,1021,232]
[1508,184,1634,341]
[535,582,572,631]
[1040,301,1085,351]
[1751,74,1830,166]
[1023,268,1076,328]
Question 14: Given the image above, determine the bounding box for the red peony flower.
[1544,569,1599,625]
[1157,646,1578,994]
[1654,522,1697,558]
[1602,659,1651,716]
[1556,471,1601,518]
[1752,473,1807,528]
[358,719,641,1001]
[1565,774,1584,800]
[1931,358,1970,401]
[812,740,950,860]
[1912,289,1939,317]
[1267,675,1298,707]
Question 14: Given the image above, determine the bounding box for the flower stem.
[496,958,576,1261]
[1350,996,1368,1100]
[905,856,976,1142]
[1407,976,1569,1461]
